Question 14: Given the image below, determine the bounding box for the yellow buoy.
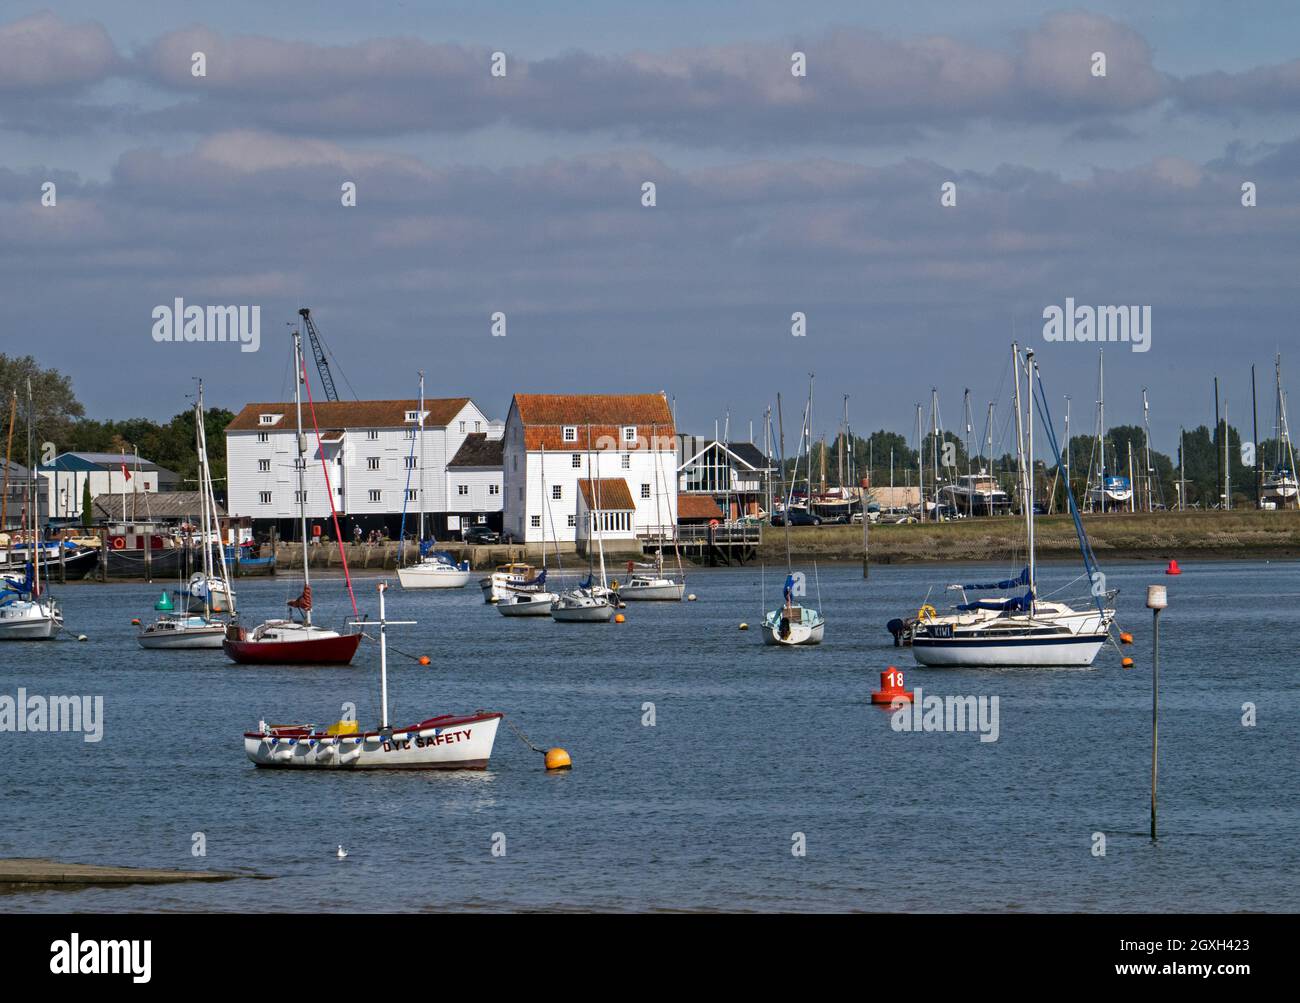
[418,655,431,665]
[739,622,749,630]
[614,613,625,623]
[544,747,572,771]
[1121,657,1135,669]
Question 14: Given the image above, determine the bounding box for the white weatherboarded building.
[226,398,502,539]
[501,393,677,549]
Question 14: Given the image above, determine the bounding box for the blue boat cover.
[521,569,547,586]
[957,590,1035,612]
[783,573,796,603]
[961,567,1029,590]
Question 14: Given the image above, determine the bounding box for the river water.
[3,558,1297,912]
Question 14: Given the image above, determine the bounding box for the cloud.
[0,12,120,92]
[120,13,1169,145]
[1178,59,1300,115]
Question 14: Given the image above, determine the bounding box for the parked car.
[464,526,501,545]
[771,509,822,527]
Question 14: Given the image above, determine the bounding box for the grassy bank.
[757,509,1300,564]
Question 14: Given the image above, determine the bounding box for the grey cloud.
[0,11,120,92]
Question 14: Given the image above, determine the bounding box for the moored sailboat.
[908,344,1116,668]
[244,582,500,769]
[761,379,825,646]
[223,328,362,665]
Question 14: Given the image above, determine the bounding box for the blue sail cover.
[957,590,1034,612]
[783,574,796,603]
[521,569,547,587]
[960,567,1029,591]
[580,573,593,589]
[0,563,35,605]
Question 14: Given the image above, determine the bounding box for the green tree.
[80,478,93,528]
[0,354,85,446]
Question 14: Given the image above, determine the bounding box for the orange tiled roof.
[577,478,635,511]
[512,394,674,451]
[227,399,471,431]
[677,494,724,520]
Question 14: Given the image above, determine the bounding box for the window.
[404,456,416,469]
[258,414,278,425]
[406,489,417,501]
[258,459,271,472]
[257,432,269,443]
[562,426,577,442]
[458,485,469,496]
[475,421,481,432]
[258,491,272,505]
[404,428,415,440]
[530,515,541,528]
[369,490,382,503]
[621,453,630,469]
[367,457,380,470]
[552,484,562,500]
[622,425,636,443]
[567,514,576,527]
[367,429,379,440]
[476,514,487,524]
[641,483,651,499]
[405,410,420,422]
[489,484,500,496]
[294,490,306,504]
[459,421,466,433]
[571,453,581,468]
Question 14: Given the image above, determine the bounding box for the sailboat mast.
[0,391,14,534]
[1012,344,1025,518]
[417,370,425,544]
[198,392,233,615]
[915,403,924,519]
[930,387,939,521]
[292,328,312,626]
[1025,347,1037,601]
[27,379,39,595]
[777,394,791,566]
[196,381,212,618]
[1142,388,1154,512]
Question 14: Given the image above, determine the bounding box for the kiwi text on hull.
[151,299,261,353]
[1042,298,1151,353]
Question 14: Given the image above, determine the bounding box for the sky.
[1,2,1297,457]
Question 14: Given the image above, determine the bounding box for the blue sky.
[2,2,1298,455]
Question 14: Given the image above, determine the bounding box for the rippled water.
[2,557,1297,912]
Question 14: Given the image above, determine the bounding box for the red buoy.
[1166,559,1181,575]
[871,666,914,705]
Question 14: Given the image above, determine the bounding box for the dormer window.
[258,414,280,426]
[622,426,637,443]
[562,426,577,443]
[405,410,421,422]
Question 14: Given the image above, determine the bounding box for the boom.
[297,307,340,403]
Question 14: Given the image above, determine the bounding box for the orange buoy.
[418,655,431,666]
[1119,631,1134,645]
[614,613,625,623]
[1166,559,1182,575]
[1121,656,1135,669]
[544,747,572,770]
[131,618,141,626]
[870,666,914,705]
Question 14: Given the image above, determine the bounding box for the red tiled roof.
[512,394,674,452]
[447,433,504,468]
[577,478,635,511]
[677,494,724,520]
[227,399,471,431]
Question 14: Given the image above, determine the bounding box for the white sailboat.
[140,381,232,649]
[398,371,473,589]
[498,444,558,616]
[244,582,501,769]
[909,344,1116,667]
[1084,350,1132,511]
[761,379,825,646]
[552,426,615,623]
[619,422,685,601]
[0,381,61,641]
[1262,355,1299,509]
